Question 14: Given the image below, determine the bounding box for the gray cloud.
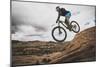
[11,14,47,34]
[11,1,56,34]
[32,24,47,32]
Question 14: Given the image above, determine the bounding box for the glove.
[56,20,58,23]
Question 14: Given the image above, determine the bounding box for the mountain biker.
[56,6,71,27]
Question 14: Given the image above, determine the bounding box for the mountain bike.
[52,20,80,42]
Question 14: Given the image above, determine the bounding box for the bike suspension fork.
[58,22,62,34]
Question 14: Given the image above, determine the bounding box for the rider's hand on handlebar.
[56,20,59,23]
[56,20,57,23]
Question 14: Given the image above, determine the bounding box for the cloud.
[32,24,47,32]
[11,14,48,34]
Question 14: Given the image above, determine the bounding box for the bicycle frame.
[58,20,69,30]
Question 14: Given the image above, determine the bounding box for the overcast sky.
[11,1,96,41]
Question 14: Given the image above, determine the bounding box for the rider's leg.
[65,12,71,30]
[65,16,72,31]
[65,16,70,27]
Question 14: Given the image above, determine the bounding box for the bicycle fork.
[58,22,62,35]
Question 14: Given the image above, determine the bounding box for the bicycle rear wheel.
[52,26,67,42]
[70,21,80,33]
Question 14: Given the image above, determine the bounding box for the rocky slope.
[49,26,96,63]
[12,26,96,66]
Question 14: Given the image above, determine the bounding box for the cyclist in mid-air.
[56,6,71,30]
[52,6,80,42]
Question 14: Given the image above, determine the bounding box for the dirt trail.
[12,26,96,66]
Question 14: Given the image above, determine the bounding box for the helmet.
[56,6,60,9]
[56,6,60,11]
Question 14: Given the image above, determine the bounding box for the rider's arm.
[56,13,60,23]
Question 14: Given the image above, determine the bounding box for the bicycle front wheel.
[52,26,67,42]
